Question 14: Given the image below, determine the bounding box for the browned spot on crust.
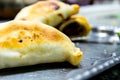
[50,2,60,10]
[57,13,64,20]
[32,33,40,40]
[18,39,23,43]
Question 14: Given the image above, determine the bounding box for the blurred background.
[0,0,120,27]
[0,1,120,80]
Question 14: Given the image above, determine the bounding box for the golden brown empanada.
[15,0,91,37]
[15,0,79,27]
[0,20,82,69]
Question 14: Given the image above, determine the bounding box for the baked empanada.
[0,20,82,69]
[15,0,91,37]
[15,0,79,27]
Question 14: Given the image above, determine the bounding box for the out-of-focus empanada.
[15,0,79,27]
[0,20,82,69]
[58,15,91,37]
